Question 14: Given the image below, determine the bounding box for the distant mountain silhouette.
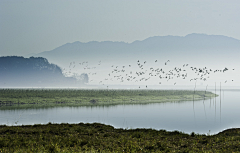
[30,33,240,67]
[0,56,88,87]
[23,33,240,87]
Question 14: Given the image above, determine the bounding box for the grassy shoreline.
[0,89,216,109]
[0,122,239,152]
[1,89,237,152]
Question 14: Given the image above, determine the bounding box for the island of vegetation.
[0,89,216,109]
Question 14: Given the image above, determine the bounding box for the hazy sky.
[1,0,240,56]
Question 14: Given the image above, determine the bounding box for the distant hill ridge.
[0,56,88,87]
[27,33,240,71]
[33,33,240,57]
[37,33,240,53]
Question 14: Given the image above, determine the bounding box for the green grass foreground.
[0,89,216,109]
[0,123,240,152]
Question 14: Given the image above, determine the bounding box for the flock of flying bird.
[62,59,234,88]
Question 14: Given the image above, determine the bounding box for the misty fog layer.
[24,34,240,88]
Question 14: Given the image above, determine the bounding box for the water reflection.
[0,90,240,135]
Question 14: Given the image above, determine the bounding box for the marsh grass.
[0,89,216,110]
[0,122,239,152]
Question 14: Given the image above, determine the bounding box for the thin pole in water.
[193,81,197,101]
[203,99,207,120]
[209,84,212,108]
[220,82,222,123]
[205,84,208,100]
[203,84,208,120]
[193,81,197,122]
[215,82,217,105]
[220,82,221,101]
[210,95,211,109]
[215,82,217,123]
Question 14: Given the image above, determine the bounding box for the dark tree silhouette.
[0,56,87,87]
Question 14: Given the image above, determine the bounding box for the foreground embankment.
[0,89,216,109]
[0,123,239,152]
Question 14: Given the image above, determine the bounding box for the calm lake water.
[0,90,240,135]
